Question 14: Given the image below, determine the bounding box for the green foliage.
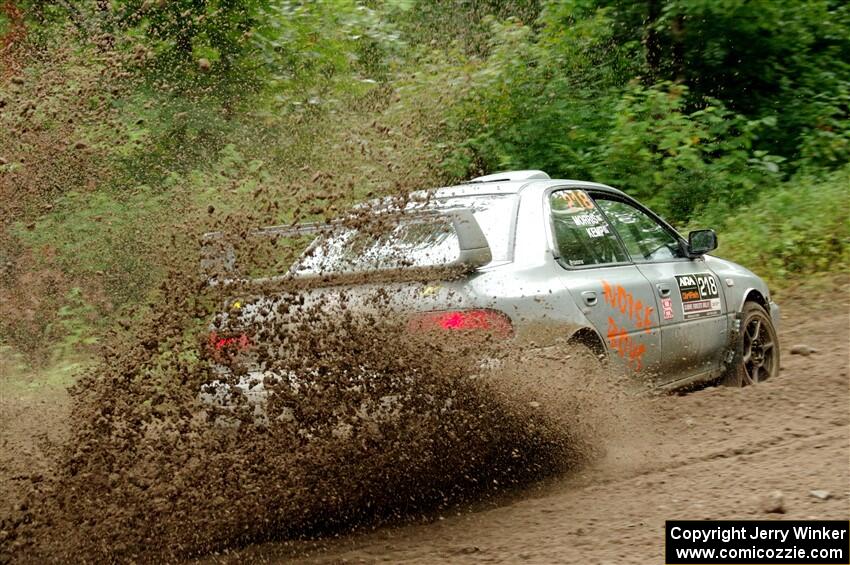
[794,80,850,173]
[388,0,541,55]
[714,166,850,287]
[599,82,782,221]
[435,11,782,224]
[438,5,638,179]
[251,1,404,102]
[103,0,404,103]
[117,1,258,61]
[102,1,404,188]
[581,0,850,168]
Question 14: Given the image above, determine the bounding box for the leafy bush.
[794,79,850,173]
[585,0,850,168]
[435,10,782,224]
[598,82,782,222]
[714,166,850,287]
[437,5,638,180]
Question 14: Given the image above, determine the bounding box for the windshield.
[294,194,517,275]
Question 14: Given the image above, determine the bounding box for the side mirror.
[687,229,718,257]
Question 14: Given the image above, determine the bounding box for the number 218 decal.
[675,273,721,319]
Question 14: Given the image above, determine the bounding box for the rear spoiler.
[442,208,492,268]
[200,207,492,281]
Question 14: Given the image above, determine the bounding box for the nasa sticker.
[675,273,721,320]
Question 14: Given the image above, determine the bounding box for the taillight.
[408,309,513,338]
[208,331,250,352]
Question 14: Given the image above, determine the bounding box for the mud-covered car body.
[206,170,779,393]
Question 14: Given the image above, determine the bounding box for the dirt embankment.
[206,298,850,564]
[1,296,848,563]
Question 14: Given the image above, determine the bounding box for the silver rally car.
[206,169,780,398]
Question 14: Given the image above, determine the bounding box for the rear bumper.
[199,368,410,432]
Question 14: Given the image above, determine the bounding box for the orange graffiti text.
[607,316,645,371]
[601,280,654,333]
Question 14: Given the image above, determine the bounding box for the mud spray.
[1,248,626,562]
[1,19,630,565]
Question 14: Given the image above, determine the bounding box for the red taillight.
[208,331,250,352]
[408,309,513,338]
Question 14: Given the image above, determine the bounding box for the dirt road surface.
[203,298,850,564]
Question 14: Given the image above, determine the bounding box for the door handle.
[657,283,672,298]
[582,291,598,306]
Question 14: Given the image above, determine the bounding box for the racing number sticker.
[557,190,595,211]
[675,273,721,319]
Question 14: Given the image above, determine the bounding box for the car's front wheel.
[721,302,780,387]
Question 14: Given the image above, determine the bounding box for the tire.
[721,302,780,387]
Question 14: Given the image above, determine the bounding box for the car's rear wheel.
[721,302,779,387]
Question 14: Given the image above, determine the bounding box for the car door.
[546,188,661,381]
[592,194,728,383]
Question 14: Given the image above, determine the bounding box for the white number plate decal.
[675,273,721,319]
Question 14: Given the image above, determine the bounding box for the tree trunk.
[644,0,662,83]
[670,13,686,83]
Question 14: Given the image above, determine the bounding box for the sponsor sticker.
[662,297,674,320]
[586,225,610,238]
[675,273,721,319]
[421,285,440,297]
[572,212,604,226]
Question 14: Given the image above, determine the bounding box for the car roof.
[425,177,629,200]
[353,170,633,213]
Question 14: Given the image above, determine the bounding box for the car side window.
[594,197,683,262]
[549,190,629,267]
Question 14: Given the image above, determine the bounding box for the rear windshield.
[294,194,517,275]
